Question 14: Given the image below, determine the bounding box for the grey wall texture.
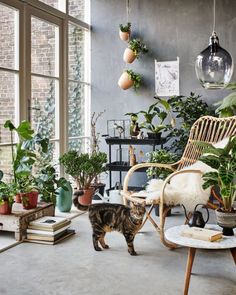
[91,0,236,187]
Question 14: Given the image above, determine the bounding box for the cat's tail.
[73,191,89,211]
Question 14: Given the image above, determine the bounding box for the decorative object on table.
[125,112,139,137]
[118,70,141,91]
[138,96,171,139]
[123,38,148,64]
[59,151,107,205]
[214,82,236,117]
[183,204,209,228]
[137,131,144,140]
[113,122,125,138]
[181,227,222,242]
[107,119,129,138]
[155,57,179,96]
[199,135,236,236]
[56,180,73,212]
[119,22,131,41]
[129,145,137,166]
[195,0,233,89]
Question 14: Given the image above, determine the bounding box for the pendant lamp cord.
[212,0,216,33]
[126,0,130,23]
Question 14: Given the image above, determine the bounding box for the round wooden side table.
[165,224,236,295]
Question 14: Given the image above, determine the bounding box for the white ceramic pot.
[119,30,130,41]
[118,72,133,90]
[123,48,136,63]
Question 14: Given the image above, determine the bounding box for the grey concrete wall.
[91,0,236,187]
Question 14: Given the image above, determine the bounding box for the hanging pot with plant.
[123,38,148,63]
[119,22,131,41]
[200,136,236,236]
[118,70,141,91]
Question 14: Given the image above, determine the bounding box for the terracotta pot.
[21,191,39,210]
[123,48,136,63]
[79,188,94,205]
[215,208,236,236]
[118,72,134,90]
[119,30,130,41]
[15,194,22,203]
[0,201,12,215]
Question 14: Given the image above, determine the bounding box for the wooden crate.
[0,202,54,241]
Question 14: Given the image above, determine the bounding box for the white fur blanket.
[134,161,215,211]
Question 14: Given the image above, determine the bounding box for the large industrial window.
[0,0,90,178]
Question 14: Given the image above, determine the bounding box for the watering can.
[183,204,209,228]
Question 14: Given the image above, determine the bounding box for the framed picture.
[155,57,180,96]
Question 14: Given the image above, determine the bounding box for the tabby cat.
[73,192,146,256]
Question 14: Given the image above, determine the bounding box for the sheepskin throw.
[134,161,215,211]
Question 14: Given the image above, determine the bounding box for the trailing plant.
[166,93,214,155]
[199,136,236,212]
[126,70,142,91]
[146,150,179,180]
[215,83,236,117]
[119,22,131,32]
[128,38,148,58]
[91,110,106,154]
[59,151,107,190]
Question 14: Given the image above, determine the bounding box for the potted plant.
[59,151,107,205]
[125,112,139,137]
[200,136,236,236]
[118,70,141,91]
[215,83,236,117]
[0,171,16,214]
[139,97,171,139]
[119,22,131,41]
[123,38,148,63]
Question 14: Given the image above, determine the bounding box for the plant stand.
[0,202,54,241]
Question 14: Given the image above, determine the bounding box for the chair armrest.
[123,162,176,193]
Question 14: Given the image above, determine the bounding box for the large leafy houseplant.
[215,83,236,117]
[59,151,107,190]
[166,93,214,155]
[199,136,236,212]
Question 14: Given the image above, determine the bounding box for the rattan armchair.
[121,116,236,248]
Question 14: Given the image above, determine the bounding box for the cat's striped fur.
[73,192,146,255]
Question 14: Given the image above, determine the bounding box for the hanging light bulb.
[195,0,233,89]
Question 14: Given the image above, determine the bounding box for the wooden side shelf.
[0,202,55,241]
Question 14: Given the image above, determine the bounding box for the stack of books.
[25,216,75,245]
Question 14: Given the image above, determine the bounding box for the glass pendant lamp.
[195,0,233,89]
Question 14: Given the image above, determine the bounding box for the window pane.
[31,17,59,77]
[68,23,85,81]
[0,71,18,143]
[38,0,66,12]
[0,3,19,70]
[0,146,13,182]
[68,82,86,138]
[68,0,85,21]
[68,137,90,153]
[31,75,58,140]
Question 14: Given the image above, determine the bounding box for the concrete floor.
[0,208,235,295]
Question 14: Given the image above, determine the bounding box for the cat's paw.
[129,250,137,256]
[94,247,102,251]
[103,244,109,249]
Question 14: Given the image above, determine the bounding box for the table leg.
[230,248,236,265]
[184,247,196,295]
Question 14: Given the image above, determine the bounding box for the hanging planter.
[123,38,148,64]
[118,70,141,91]
[119,22,131,41]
